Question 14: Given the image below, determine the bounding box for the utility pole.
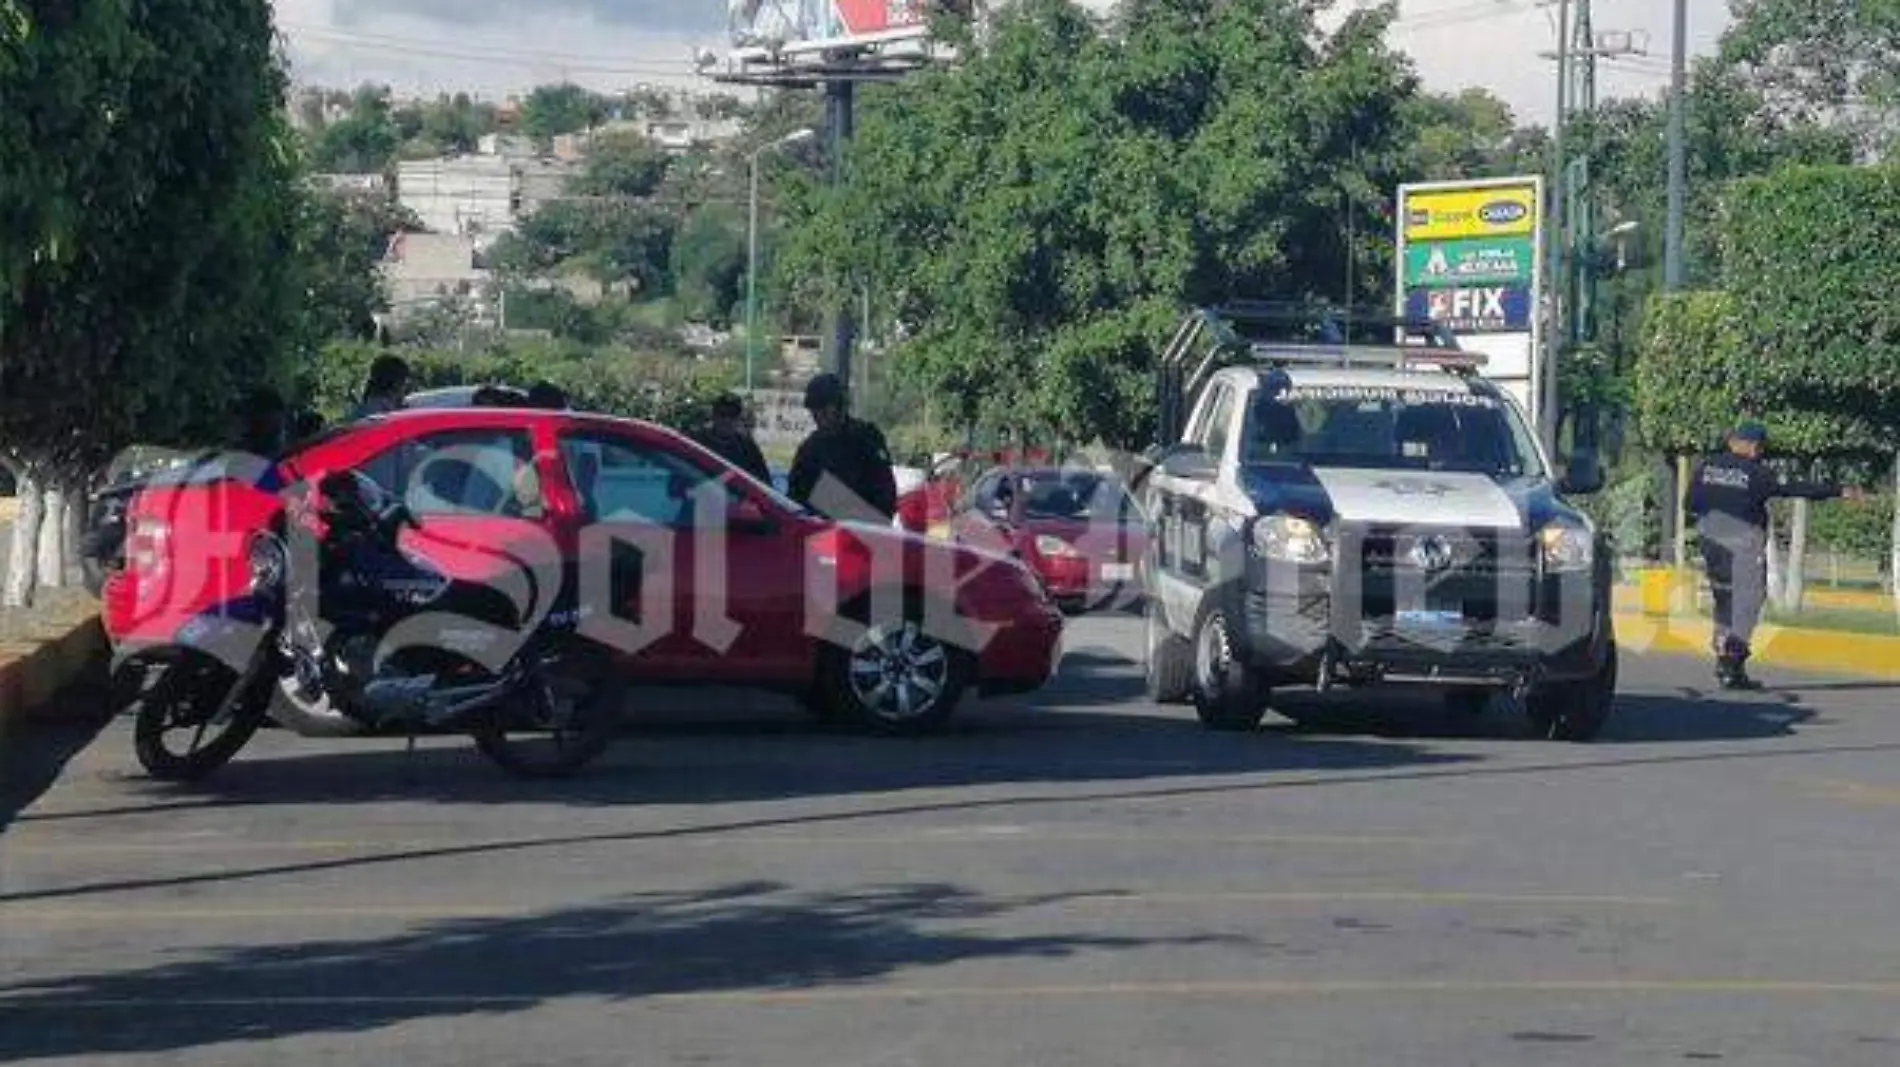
[1542,0,1573,451]
[1664,0,1688,290]
[1664,0,1690,569]
[823,80,857,383]
[1539,0,1643,452]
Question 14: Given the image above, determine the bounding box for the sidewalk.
[1614,570,1900,681]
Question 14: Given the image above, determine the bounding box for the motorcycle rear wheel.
[470,670,620,778]
[131,656,268,782]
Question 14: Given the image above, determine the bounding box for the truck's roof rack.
[1246,343,1488,374]
[1153,301,1467,445]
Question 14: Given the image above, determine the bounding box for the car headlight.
[1034,534,1081,559]
[247,532,287,593]
[1252,514,1330,564]
[1538,518,1594,572]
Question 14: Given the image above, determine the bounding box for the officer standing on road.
[694,392,772,483]
[788,372,897,522]
[1687,422,1864,690]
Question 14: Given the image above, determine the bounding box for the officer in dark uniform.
[694,393,772,483]
[788,373,897,522]
[1687,422,1862,689]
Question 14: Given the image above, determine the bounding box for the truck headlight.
[1252,514,1330,564]
[1538,518,1594,572]
[1034,534,1081,559]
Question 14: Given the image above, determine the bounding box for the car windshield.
[988,470,1136,521]
[1240,383,1545,477]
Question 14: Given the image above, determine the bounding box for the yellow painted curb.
[0,615,105,736]
[1614,612,1900,681]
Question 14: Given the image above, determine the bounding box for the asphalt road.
[5,617,1900,1065]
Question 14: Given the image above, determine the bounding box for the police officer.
[694,392,772,483]
[1687,422,1863,690]
[788,373,897,522]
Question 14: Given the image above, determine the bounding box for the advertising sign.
[1403,285,1534,334]
[1401,184,1538,242]
[1395,176,1545,429]
[1402,236,1536,289]
[728,0,958,56]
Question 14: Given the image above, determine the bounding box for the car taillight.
[127,516,170,574]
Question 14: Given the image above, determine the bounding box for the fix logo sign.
[1405,285,1533,334]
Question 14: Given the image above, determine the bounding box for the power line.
[280,24,699,78]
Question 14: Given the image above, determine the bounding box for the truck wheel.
[1144,597,1193,704]
[1191,605,1267,732]
[1526,642,1617,742]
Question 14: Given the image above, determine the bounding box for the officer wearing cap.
[788,372,897,522]
[1687,421,1863,689]
[694,392,772,484]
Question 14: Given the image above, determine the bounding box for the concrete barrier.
[0,616,106,735]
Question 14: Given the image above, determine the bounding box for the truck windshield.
[1239,384,1545,478]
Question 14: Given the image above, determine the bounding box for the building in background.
[396,156,515,236]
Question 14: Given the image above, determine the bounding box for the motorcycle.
[113,468,622,781]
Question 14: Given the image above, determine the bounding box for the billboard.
[1396,176,1545,423]
[728,1,968,57]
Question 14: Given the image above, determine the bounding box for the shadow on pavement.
[0,682,117,833]
[0,880,1247,1061]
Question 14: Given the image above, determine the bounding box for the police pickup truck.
[1138,303,1617,740]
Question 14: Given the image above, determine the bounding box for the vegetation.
[0,0,305,607]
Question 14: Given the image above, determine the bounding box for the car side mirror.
[730,496,775,533]
[1161,445,1217,481]
[1559,451,1604,495]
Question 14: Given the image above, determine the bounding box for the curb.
[1613,612,1900,681]
[0,616,107,736]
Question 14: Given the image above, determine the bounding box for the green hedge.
[306,340,735,432]
[1719,164,1900,454]
[1632,290,1745,455]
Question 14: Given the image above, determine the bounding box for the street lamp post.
[746,128,815,394]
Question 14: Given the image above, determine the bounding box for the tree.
[1714,0,1900,158]
[572,129,671,199]
[309,82,402,173]
[519,83,605,142]
[1,0,307,606]
[1634,165,1900,603]
[775,0,1419,447]
[670,205,747,326]
[299,190,420,349]
[1406,88,1548,181]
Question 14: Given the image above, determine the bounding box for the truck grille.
[1337,524,1537,622]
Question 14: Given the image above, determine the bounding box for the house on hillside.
[397,156,515,236]
[381,232,490,306]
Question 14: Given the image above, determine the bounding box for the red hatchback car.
[951,467,1149,615]
[103,408,1064,733]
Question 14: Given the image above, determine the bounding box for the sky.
[274,0,1732,125]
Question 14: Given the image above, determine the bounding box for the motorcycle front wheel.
[470,668,620,778]
[130,655,269,782]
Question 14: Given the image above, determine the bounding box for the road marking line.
[1061,891,1677,907]
[1795,778,1900,806]
[4,979,1900,1010]
[0,832,1460,854]
[0,891,1672,923]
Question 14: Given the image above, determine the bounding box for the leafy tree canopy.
[775,0,1420,448]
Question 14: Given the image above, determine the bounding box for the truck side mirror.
[1559,451,1604,495]
[1161,445,1217,481]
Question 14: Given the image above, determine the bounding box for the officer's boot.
[1720,642,1762,691]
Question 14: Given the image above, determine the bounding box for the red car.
[104,408,1064,733]
[950,467,1149,615]
[896,449,1058,536]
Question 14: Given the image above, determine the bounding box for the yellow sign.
[1402,184,1538,241]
